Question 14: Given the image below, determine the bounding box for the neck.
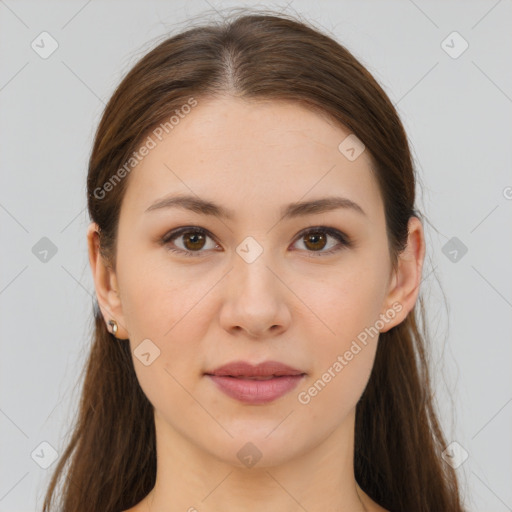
[144,408,370,512]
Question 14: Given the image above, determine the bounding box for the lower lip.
[206,374,305,404]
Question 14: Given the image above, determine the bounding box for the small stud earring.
[108,319,118,337]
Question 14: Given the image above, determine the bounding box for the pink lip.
[205,360,306,404]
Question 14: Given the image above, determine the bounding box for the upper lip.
[205,360,305,378]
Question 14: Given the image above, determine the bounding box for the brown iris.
[182,231,207,251]
[302,231,327,251]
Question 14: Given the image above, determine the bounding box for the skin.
[87,96,425,512]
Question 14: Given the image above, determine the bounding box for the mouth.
[205,360,305,378]
[204,360,306,404]
[212,375,291,380]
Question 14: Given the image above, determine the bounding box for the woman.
[42,9,466,512]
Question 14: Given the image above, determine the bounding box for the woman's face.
[91,96,420,467]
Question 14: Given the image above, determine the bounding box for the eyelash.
[160,225,352,258]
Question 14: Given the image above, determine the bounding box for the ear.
[379,216,426,333]
[87,222,129,339]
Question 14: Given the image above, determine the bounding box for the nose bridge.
[233,234,280,298]
[219,233,290,336]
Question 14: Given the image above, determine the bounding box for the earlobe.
[86,222,129,339]
[379,216,425,333]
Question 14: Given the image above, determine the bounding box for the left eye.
[161,226,351,257]
[292,227,350,256]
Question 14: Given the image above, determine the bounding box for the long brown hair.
[42,8,465,512]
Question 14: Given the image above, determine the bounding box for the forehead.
[121,96,384,224]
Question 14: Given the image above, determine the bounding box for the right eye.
[161,226,220,257]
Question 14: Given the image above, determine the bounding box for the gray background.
[1,1,511,510]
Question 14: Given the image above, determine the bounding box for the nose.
[218,252,292,339]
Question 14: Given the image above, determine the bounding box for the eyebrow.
[145,194,367,219]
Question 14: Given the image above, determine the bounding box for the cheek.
[116,246,218,378]
[117,255,212,414]
[305,263,387,343]
[116,241,207,336]
[294,264,386,406]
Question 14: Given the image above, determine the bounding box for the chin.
[205,431,307,470]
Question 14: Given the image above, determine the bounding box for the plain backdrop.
[0,1,511,511]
